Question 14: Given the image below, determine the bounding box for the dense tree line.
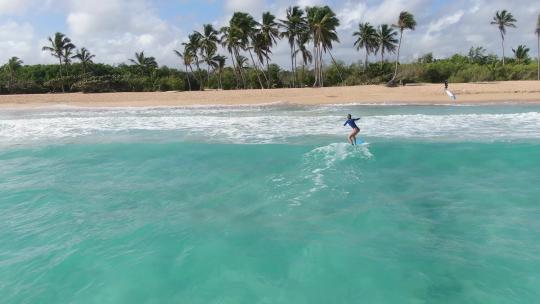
[1,7,539,94]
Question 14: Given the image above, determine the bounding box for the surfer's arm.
[354,118,360,121]
[343,121,348,126]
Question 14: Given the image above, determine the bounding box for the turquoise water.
[1,105,540,303]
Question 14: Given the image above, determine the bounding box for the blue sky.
[0,0,538,68]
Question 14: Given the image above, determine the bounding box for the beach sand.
[1,80,539,108]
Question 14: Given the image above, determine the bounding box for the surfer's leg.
[352,128,360,145]
[348,132,355,145]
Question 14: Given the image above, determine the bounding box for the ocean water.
[1,104,540,303]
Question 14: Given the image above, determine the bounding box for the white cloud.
[0,21,35,63]
[0,0,32,14]
[296,0,324,7]
[224,0,265,15]
[1,0,539,69]
[0,0,56,15]
[424,11,464,38]
[64,0,183,66]
[340,0,428,26]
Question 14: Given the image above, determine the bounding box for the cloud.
[339,0,428,30]
[0,0,56,15]
[64,0,183,66]
[296,0,324,7]
[1,0,539,69]
[0,21,35,63]
[0,0,32,14]
[424,11,464,38]
[224,0,265,15]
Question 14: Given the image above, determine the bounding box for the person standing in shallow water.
[343,114,361,145]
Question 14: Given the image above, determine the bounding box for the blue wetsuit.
[344,118,360,129]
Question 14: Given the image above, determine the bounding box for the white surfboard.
[445,89,456,101]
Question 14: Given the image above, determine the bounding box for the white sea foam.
[2,106,540,145]
[302,143,372,193]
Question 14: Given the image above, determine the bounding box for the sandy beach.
[1,80,539,108]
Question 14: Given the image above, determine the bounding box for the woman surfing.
[343,114,361,145]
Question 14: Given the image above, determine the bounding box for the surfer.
[343,114,360,145]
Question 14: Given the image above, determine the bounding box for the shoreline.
[1,81,539,108]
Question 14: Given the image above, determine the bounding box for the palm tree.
[4,57,23,91]
[197,24,219,87]
[306,6,340,87]
[174,49,194,91]
[353,22,377,71]
[491,10,517,66]
[210,54,227,89]
[295,32,312,87]
[236,55,249,86]
[220,26,243,88]
[536,14,540,80]
[512,45,530,64]
[202,44,218,87]
[468,46,488,64]
[260,12,280,87]
[129,51,158,76]
[280,6,306,87]
[72,47,95,75]
[375,24,398,65]
[183,33,204,90]
[251,32,270,87]
[62,44,76,76]
[391,11,417,82]
[42,32,76,92]
[230,12,264,89]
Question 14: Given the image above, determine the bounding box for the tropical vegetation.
[1,7,539,95]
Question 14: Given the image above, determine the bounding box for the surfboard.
[445,89,456,101]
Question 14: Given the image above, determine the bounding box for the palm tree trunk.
[218,69,223,90]
[228,50,240,89]
[188,65,196,91]
[301,64,305,87]
[313,43,318,87]
[207,63,211,89]
[329,51,344,85]
[8,72,13,93]
[294,47,299,87]
[392,30,404,81]
[501,31,505,66]
[195,59,203,91]
[319,44,324,87]
[266,58,271,89]
[248,49,264,89]
[364,47,369,72]
[59,57,65,93]
[260,60,269,88]
[316,39,321,87]
[185,65,191,91]
[234,48,246,89]
[537,34,539,80]
[256,57,269,87]
[290,44,295,88]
